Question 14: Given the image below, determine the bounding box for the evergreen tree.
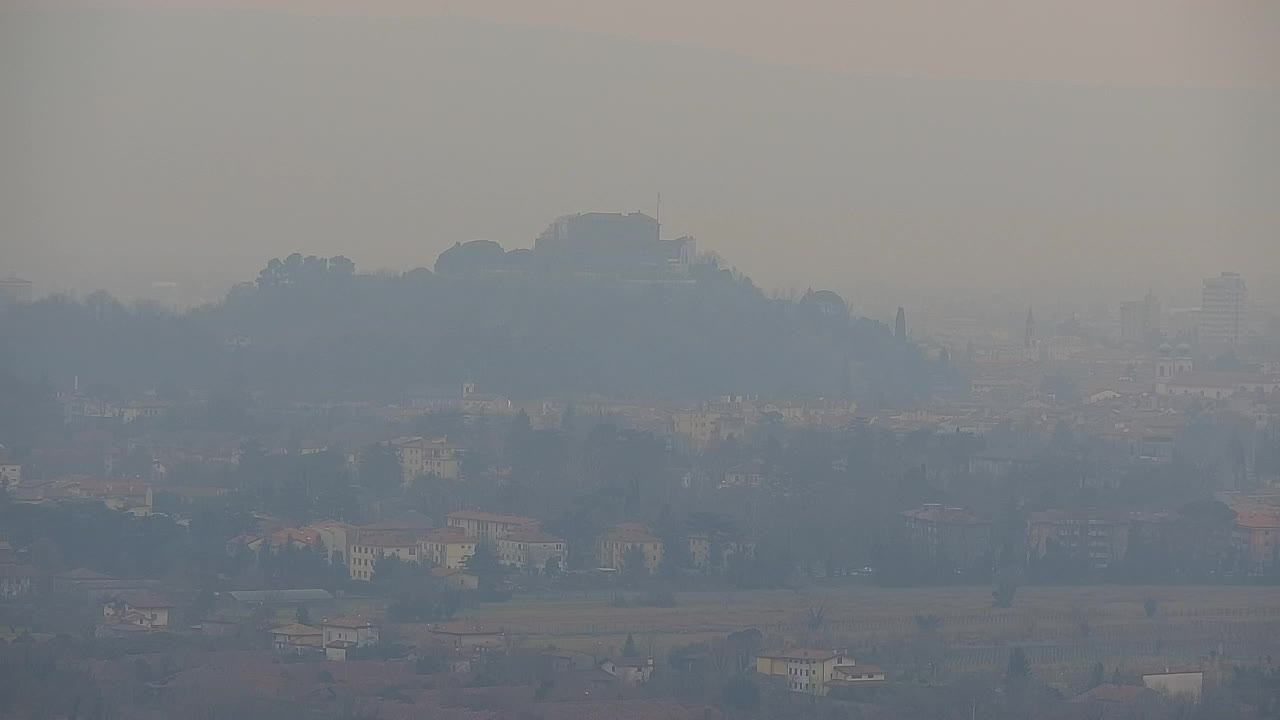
[1006,646,1030,682]
[622,545,650,587]
[463,540,505,592]
[359,442,404,492]
[1089,661,1105,688]
[992,569,1019,609]
[622,633,639,657]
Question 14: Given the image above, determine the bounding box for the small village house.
[430,567,479,590]
[600,657,655,685]
[755,649,859,696]
[270,623,323,655]
[597,524,664,573]
[322,617,379,661]
[102,591,175,630]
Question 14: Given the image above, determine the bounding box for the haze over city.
[2,4,1280,720]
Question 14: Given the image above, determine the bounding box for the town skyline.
[3,2,1279,718]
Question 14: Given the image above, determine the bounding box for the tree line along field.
[375,584,1280,683]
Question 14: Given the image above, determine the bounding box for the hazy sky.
[68,0,1280,90]
[3,0,1278,305]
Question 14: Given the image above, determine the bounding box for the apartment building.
[901,504,992,571]
[348,531,420,581]
[496,530,567,572]
[446,510,540,543]
[393,437,461,484]
[1200,272,1248,350]
[1027,510,1143,569]
[421,526,477,570]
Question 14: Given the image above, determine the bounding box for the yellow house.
[446,510,540,543]
[755,649,857,696]
[422,526,477,569]
[348,531,420,581]
[393,437,462,484]
[597,524,664,573]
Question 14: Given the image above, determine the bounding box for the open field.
[368,584,1280,684]
[454,584,1280,638]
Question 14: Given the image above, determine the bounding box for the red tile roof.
[1236,510,1280,529]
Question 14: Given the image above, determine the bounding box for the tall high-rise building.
[895,307,907,339]
[1120,291,1160,343]
[1200,272,1247,350]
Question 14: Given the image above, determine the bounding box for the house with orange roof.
[1234,508,1280,569]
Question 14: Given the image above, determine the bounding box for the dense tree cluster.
[0,253,932,404]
